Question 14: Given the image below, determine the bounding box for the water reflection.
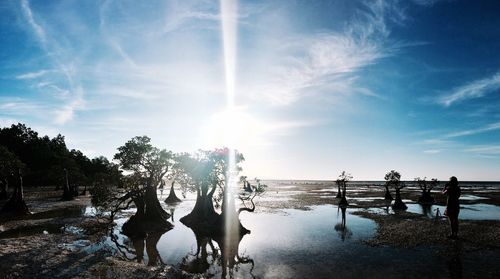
[180,223,255,278]
[334,206,352,241]
[131,230,165,266]
[118,212,173,265]
[420,204,433,218]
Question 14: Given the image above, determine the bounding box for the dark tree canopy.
[114,136,173,188]
[0,123,121,188]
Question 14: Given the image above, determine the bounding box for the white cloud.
[438,72,500,106]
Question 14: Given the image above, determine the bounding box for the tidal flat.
[1,181,499,278]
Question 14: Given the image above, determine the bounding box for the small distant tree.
[164,154,184,204]
[385,170,407,210]
[382,171,396,200]
[337,171,352,207]
[416,177,438,204]
[238,178,266,214]
[239,175,253,192]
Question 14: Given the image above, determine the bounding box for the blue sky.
[1,0,499,180]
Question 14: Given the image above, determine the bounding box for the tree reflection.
[334,205,352,241]
[181,224,255,278]
[119,213,172,266]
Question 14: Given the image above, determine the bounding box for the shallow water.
[7,182,499,278]
[405,203,500,221]
[103,197,500,278]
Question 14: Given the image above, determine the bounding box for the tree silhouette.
[416,177,438,204]
[337,171,352,207]
[164,154,184,204]
[113,136,173,230]
[1,169,29,216]
[385,170,407,210]
[177,148,260,236]
[0,123,120,191]
[0,146,23,200]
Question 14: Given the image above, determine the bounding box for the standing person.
[443,176,461,239]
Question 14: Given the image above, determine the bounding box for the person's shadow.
[445,241,463,279]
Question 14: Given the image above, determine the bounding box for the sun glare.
[201,107,263,150]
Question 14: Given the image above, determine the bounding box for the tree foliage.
[113,136,173,188]
[0,123,121,187]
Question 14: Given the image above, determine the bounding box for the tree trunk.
[164,183,182,204]
[1,172,30,216]
[339,183,348,207]
[0,179,8,200]
[336,184,342,198]
[144,186,171,229]
[392,188,407,210]
[122,192,173,237]
[181,183,219,229]
[384,185,393,200]
[61,169,74,201]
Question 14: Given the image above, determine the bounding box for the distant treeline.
[0,123,121,187]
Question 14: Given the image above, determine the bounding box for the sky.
[1,0,500,181]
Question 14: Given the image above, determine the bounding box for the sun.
[201,107,264,150]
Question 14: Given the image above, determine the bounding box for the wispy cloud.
[423,149,442,154]
[240,0,398,106]
[444,122,500,138]
[438,72,500,106]
[15,70,49,80]
[465,145,500,156]
[20,0,46,43]
[19,0,85,125]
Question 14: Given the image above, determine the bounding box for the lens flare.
[220,0,239,269]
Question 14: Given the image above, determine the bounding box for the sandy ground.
[1,183,499,278]
[0,189,195,279]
